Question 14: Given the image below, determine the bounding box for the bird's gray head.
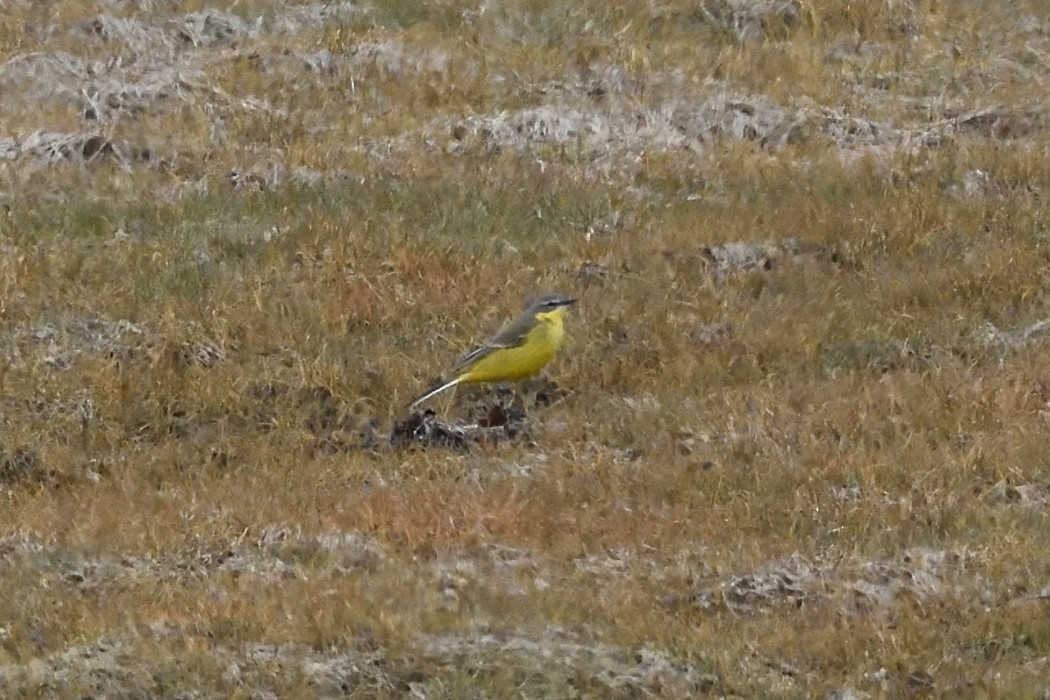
[526,293,577,312]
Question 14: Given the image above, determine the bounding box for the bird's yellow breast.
[460,308,566,384]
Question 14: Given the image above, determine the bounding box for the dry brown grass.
[2,0,1050,696]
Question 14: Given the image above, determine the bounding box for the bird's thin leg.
[495,382,527,421]
[495,382,512,407]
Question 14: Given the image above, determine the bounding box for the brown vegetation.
[2,0,1050,696]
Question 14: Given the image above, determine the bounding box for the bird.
[409,293,577,410]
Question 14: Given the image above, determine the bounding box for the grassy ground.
[2,0,1050,696]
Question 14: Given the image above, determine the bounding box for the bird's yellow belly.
[463,318,564,384]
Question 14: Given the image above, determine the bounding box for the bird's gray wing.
[450,314,534,375]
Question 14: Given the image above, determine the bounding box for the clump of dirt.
[0,448,48,488]
[390,379,570,449]
[983,480,1047,508]
[974,317,1050,352]
[18,316,151,370]
[389,410,489,451]
[414,627,712,697]
[687,548,991,619]
[715,554,826,614]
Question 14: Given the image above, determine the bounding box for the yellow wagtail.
[409,293,577,410]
